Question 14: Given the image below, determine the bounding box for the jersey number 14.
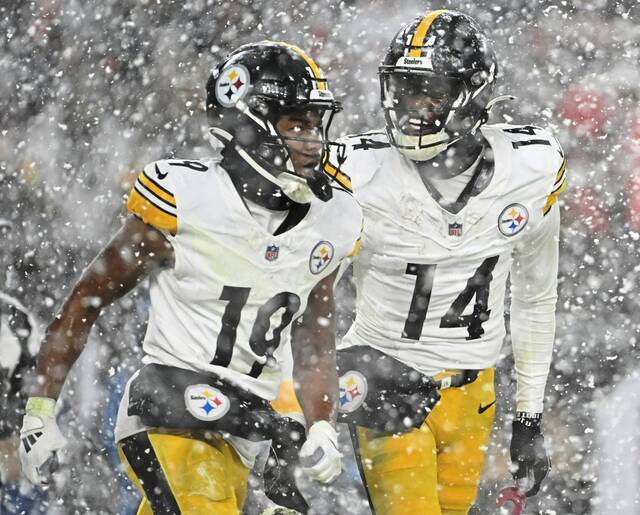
[403,256,499,341]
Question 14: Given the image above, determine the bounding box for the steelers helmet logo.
[309,241,334,275]
[498,203,529,236]
[215,64,250,107]
[184,384,231,421]
[338,371,368,413]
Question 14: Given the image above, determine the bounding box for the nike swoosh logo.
[478,400,496,414]
[155,164,168,180]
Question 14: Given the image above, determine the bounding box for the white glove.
[19,397,66,486]
[299,420,342,483]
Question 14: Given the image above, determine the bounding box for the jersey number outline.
[504,126,552,150]
[168,160,209,172]
[211,286,301,377]
[403,256,499,341]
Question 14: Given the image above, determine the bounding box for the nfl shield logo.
[265,244,279,261]
[448,222,463,237]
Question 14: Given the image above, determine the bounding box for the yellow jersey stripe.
[554,159,567,183]
[323,160,353,192]
[554,168,566,190]
[279,42,327,90]
[349,237,362,258]
[127,188,178,235]
[138,171,176,208]
[409,9,448,57]
[543,178,567,215]
[550,174,566,194]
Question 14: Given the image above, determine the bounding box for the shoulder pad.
[323,130,391,192]
[484,124,564,157]
[327,188,364,255]
[342,131,391,152]
[483,124,566,216]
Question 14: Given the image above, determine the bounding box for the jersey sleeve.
[510,205,560,413]
[527,126,567,217]
[127,161,178,235]
[542,146,567,216]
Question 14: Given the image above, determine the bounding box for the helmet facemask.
[247,99,341,203]
[380,70,466,161]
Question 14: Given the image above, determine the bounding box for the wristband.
[25,397,56,418]
[515,411,542,429]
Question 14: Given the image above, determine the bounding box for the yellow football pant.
[118,430,250,515]
[353,368,495,515]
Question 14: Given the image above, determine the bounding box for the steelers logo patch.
[215,64,250,107]
[309,241,334,275]
[184,384,231,421]
[498,203,529,236]
[338,371,368,413]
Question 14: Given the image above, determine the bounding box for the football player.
[324,10,565,515]
[19,41,362,514]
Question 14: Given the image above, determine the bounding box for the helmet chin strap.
[394,128,450,161]
[392,95,516,162]
[209,127,317,204]
[277,172,317,204]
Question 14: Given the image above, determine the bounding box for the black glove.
[510,412,551,497]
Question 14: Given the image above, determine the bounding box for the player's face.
[276,109,324,176]
[386,73,460,136]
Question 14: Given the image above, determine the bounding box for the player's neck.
[415,133,486,180]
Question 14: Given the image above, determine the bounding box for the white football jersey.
[115,155,362,457]
[128,156,361,397]
[330,124,565,377]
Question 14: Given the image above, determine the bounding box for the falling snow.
[1,1,639,514]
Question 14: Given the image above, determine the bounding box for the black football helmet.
[379,10,498,161]
[206,41,342,207]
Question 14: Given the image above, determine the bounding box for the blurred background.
[0,0,639,513]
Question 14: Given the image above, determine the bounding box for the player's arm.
[290,269,341,483]
[508,204,560,496]
[20,215,173,485]
[35,215,173,399]
[510,205,560,414]
[291,269,339,426]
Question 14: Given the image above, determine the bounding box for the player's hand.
[510,412,550,496]
[19,397,66,486]
[299,420,342,483]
